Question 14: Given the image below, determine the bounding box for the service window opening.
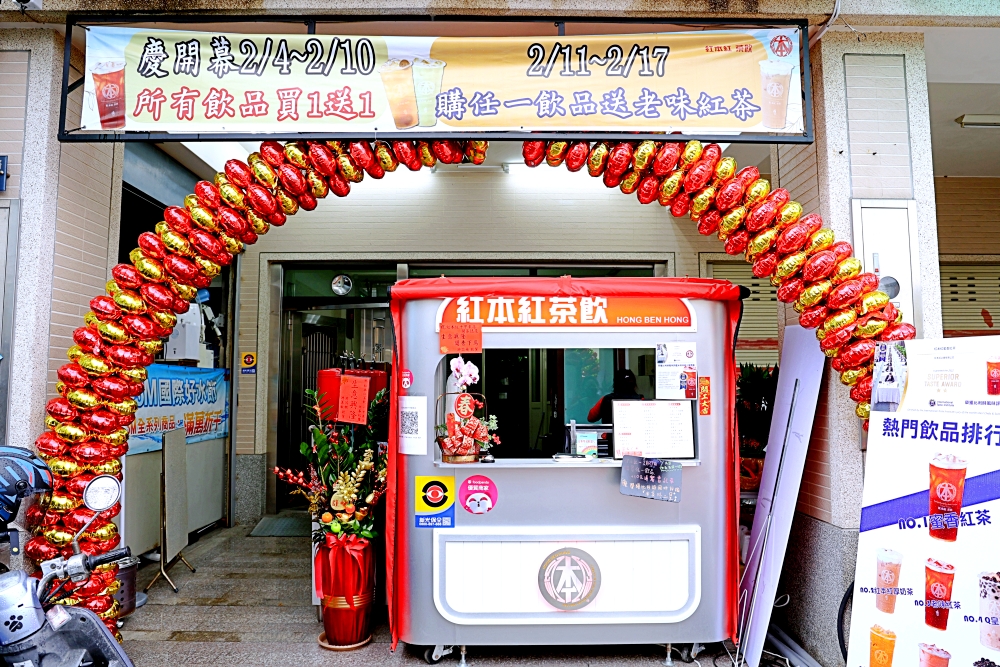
[435,348,698,460]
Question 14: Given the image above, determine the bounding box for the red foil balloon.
[880,322,917,341]
[328,171,350,198]
[776,221,812,255]
[188,229,226,260]
[90,296,121,321]
[670,192,691,218]
[724,229,749,256]
[105,345,153,368]
[636,175,661,205]
[121,314,158,341]
[172,298,190,314]
[745,200,779,234]
[217,207,249,239]
[798,304,829,329]
[164,255,201,285]
[65,473,96,497]
[58,363,91,387]
[802,250,837,282]
[79,410,119,435]
[839,340,877,368]
[820,326,855,352]
[194,181,222,210]
[391,141,421,171]
[697,209,722,236]
[826,279,865,310]
[850,375,874,403]
[224,159,253,188]
[752,252,778,279]
[140,283,177,312]
[307,144,338,177]
[858,273,880,293]
[164,206,194,235]
[522,141,545,167]
[564,142,590,172]
[260,141,286,167]
[606,143,634,177]
[277,163,308,195]
[73,328,103,354]
[776,278,805,304]
[25,536,61,562]
[830,241,854,263]
[298,192,318,211]
[682,160,714,194]
[36,431,68,458]
[46,398,78,422]
[111,264,144,290]
[246,183,278,217]
[91,376,131,401]
[652,143,682,176]
[603,168,624,189]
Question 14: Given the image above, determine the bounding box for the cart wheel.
[423,647,442,665]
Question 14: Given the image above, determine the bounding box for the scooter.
[0,452,134,667]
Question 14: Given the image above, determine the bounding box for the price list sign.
[620,456,682,502]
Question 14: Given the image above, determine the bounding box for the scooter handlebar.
[85,546,131,571]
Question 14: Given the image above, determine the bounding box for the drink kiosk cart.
[386,277,744,659]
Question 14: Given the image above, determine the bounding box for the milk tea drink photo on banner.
[846,337,1000,667]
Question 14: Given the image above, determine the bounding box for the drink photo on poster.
[924,558,956,631]
[982,572,1000,651]
[759,59,794,130]
[869,624,896,666]
[929,453,967,542]
[876,548,903,614]
[379,58,419,130]
[91,60,126,129]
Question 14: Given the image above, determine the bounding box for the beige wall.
[235,167,725,455]
[0,50,28,201]
[46,76,123,395]
[935,177,1000,255]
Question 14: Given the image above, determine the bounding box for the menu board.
[612,400,695,459]
[846,337,1000,667]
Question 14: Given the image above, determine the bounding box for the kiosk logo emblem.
[538,547,601,611]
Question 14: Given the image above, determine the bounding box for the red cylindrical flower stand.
[315,533,375,649]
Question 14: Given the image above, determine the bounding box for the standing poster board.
[847,337,1000,666]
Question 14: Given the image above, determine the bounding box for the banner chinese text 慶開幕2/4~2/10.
[847,336,1000,667]
[81,26,804,137]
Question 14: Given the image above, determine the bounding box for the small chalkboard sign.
[619,455,682,502]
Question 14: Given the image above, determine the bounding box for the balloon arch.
[26,137,915,637]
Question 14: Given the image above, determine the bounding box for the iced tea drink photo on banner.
[929,453,968,541]
[918,644,952,667]
[91,60,126,129]
[869,625,896,667]
[988,356,1000,395]
[981,572,1000,651]
[759,59,794,129]
[925,558,956,630]
[379,58,419,130]
[412,57,446,127]
[876,548,903,613]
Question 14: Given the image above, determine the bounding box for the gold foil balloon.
[746,228,778,260]
[105,397,137,416]
[46,494,81,513]
[832,258,863,284]
[680,140,703,168]
[778,201,803,227]
[98,428,129,446]
[104,579,122,597]
[137,339,164,355]
[149,310,177,330]
[714,157,736,183]
[718,206,747,238]
[856,318,889,339]
[78,354,113,376]
[776,252,807,280]
[55,423,88,443]
[633,141,657,172]
[251,158,279,188]
[97,600,121,621]
[218,232,244,255]
[194,256,221,278]
[154,221,170,235]
[43,528,75,547]
[67,388,101,410]
[189,206,219,233]
[160,230,193,256]
[92,458,123,476]
[48,457,82,478]
[183,194,200,211]
[85,522,119,542]
[823,309,857,334]
[858,291,890,315]
[855,402,871,419]
[284,142,309,168]
[840,367,869,385]
[658,171,684,202]
[44,416,60,430]
[274,188,300,215]
[105,280,119,296]
[119,366,147,383]
[307,170,329,198]
[170,281,197,302]
[213,171,228,187]
[691,186,716,216]
[112,290,145,313]
[220,183,247,210]
[797,280,832,308]
[134,257,164,282]
[247,210,270,235]
[806,229,835,254]
[744,179,771,207]
[84,312,100,328]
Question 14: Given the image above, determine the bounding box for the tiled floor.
[123,525,736,666]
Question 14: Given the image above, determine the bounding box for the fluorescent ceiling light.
[955,114,1000,128]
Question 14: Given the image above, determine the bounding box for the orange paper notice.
[338,375,371,425]
[439,322,483,354]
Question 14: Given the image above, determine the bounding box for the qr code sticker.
[400,409,419,436]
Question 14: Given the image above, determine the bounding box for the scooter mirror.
[82,474,121,513]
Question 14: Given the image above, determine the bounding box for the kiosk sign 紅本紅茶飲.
[846,336,1000,667]
[130,363,230,453]
[80,25,805,138]
[436,295,696,332]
